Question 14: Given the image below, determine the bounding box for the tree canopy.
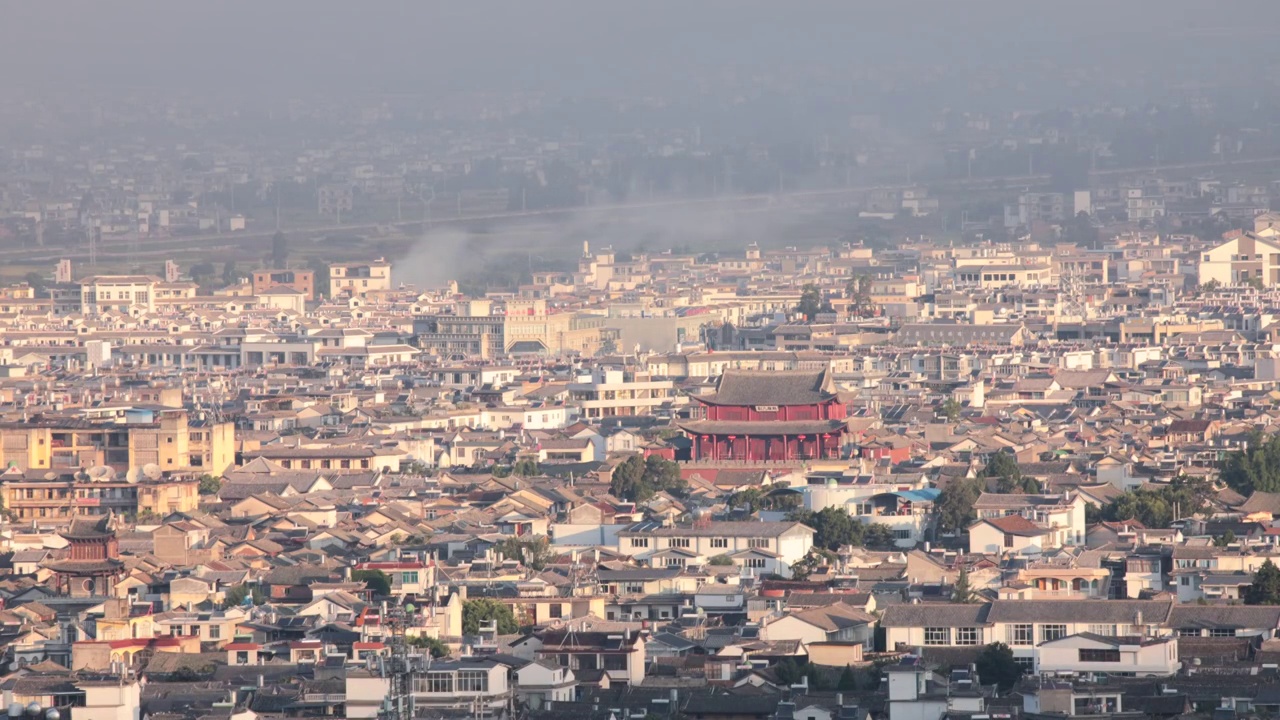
[795,283,830,321]
[1095,475,1214,528]
[1220,430,1280,494]
[936,476,984,533]
[352,569,392,596]
[462,598,519,635]
[981,451,1039,494]
[975,642,1025,691]
[493,535,556,571]
[271,231,289,269]
[951,567,977,603]
[197,475,223,496]
[409,635,450,658]
[789,507,895,551]
[610,455,686,502]
[1247,559,1280,605]
[727,487,802,514]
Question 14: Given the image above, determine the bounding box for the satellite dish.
[43,472,57,481]
[87,465,114,481]
[125,468,142,484]
[142,463,163,481]
[73,469,90,482]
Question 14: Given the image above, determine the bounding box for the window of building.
[603,654,627,671]
[1088,624,1117,636]
[1078,648,1121,662]
[1209,629,1236,638]
[425,672,453,693]
[710,538,728,549]
[670,538,690,548]
[402,572,419,585]
[893,529,912,540]
[748,538,770,549]
[745,558,767,569]
[1014,657,1034,670]
[623,583,644,594]
[1004,533,1014,548]
[209,626,220,639]
[924,627,950,645]
[630,538,648,549]
[457,670,488,693]
[1177,628,1200,637]
[549,604,563,619]
[1041,624,1067,643]
[955,627,980,645]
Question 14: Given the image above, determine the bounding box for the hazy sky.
[3,1,1277,99]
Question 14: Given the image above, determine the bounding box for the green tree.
[982,451,1038,494]
[494,535,556,571]
[790,507,896,551]
[271,231,289,268]
[510,458,540,477]
[308,258,331,299]
[846,275,878,317]
[1100,475,1214,528]
[952,567,977,603]
[197,475,222,495]
[790,547,837,580]
[221,260,238,286]
[1246,559,1280,605]
[936,476,984,533]
[23,272,47,296]
[1198,278,1221,295]
[609,455,687,502]
[408,635,450,658]
[837,666,858,691]
[795,283,829,321]
[1220,430,1280,494]
[939,398,962,422]
[222,583,264,608]
[1215,529,1238,547]
[352,569,392,596]
[462,598,519,635]
[975,642,1025,691]
[708,554,734,566]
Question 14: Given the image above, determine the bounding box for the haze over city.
[6,3,1280,720]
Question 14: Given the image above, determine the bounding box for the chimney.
[257,674,264,688]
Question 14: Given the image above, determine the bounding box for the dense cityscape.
[8,2,1280,720]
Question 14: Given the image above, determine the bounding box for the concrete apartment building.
[567,367,676,419]
[252,269,315,300]
[0,408,235,474]
[330,258,392,297]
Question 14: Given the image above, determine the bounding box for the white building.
[615,521,814,578]
[567,367,676,419]
[1035,633,1179,677]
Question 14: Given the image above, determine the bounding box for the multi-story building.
[330,259,392,297]
[252,269,315,300]
[411,658,512,714]
[49,274,161,316]
[1,470,201,523]
[679,368,849,462]
[1198,231,1280,286]
[567,367,676,419]
[534,629,647,686]
[0,408,235,475]
[615,520,814,578]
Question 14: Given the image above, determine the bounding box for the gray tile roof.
[984,599,1174,625]
[880,603,990,627]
